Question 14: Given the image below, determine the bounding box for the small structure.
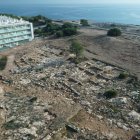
[0,15,34,49]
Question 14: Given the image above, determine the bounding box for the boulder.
[103,66,113,74]
[18,127,38,137]
[19,78,31,85]
[65,124,80,133]
[128,110,140,122]
[109,97,127,105]
[129,91,139,99]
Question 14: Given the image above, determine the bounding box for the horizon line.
[1,2,140,4]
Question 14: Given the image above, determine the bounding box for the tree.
[110,24,116,27]
[62,22,77,36]
[34,22,78,37]
[107,28,121,37]
[44,23,61,34]
[80,19,89,26]
[70,41,84,58]
[62,22,74,29]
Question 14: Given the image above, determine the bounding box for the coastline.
[1,4,140,25]
[54,19,140,37]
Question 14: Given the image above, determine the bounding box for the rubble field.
[0,40,140,140]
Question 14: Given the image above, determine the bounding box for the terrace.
[0,15,29,27]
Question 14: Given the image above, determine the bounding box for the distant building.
[0,15,34,50]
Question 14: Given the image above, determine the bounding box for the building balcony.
[0,26,31,34]
[0,31,31,40]
[0,35,32,45]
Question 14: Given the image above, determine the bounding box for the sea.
[1,4,140,25]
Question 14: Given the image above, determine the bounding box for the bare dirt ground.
[76,28,140,79]
[70,109,134,140]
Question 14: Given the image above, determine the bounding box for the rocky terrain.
[0,27,140,140]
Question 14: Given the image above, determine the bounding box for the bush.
[1,13,20,19]
[0,56,7,70]
[44,23,61,34]
[62,22,74,29]
[62,22,77,36]
[118,72,128,79]
[23,15,52,26]
[35,21,77,37]
[107,28,121,37]
[63,28,77,36]
[110,24,116,27]
[80,19,89,26]
[137,105,140,113]
[3,120,26,130]
[34,29,42,36]
[56,31,64,37]
[103,90,117,99]
[70,41,84,58]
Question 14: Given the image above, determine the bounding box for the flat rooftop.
[0,15,29,27]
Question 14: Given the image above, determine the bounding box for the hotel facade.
[0,16,34,50]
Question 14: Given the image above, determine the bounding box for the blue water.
[1,4,140,25]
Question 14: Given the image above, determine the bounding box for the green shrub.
[34,21,77,37]
[118,72,128,79]
[137,105,140,113]
[29,97,37,103]
[107,28,121,37]
[70,41,84,58]
[0,56,7,70]
[23,15,52,26]
[62,22,74,29]
[63,28,77,36]
[3,120,26,130]
[110,24,116,27]
[80,19,89,26]
[34,29,42,35]
[62,22,77,36]
[0,13,20,19]
[44,23,61,34]
[103,90,117,99]
[56,31,64,37]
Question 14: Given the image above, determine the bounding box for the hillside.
[0,27,140,140]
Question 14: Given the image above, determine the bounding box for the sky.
[0,0,140,4]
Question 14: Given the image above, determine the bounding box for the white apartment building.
[0,15,34,50]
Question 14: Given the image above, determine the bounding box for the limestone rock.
[128,110,140,122]
[109,97,128,105]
